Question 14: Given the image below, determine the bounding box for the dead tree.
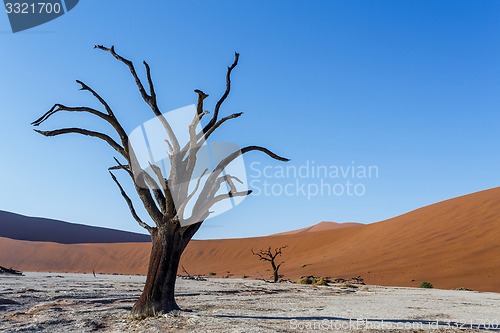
[32,45,288,317]
[0,265,23,276]
[252,245,287,283]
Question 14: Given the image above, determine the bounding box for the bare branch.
[148,163,167,192]
[210,189,252,206]
[176,168,208,220]
[199,112,243,142]
[109,171,153,234]
[32,102,129,155]
[109,156,164,226]
[165,139,174,156]
[143,61,156,102]
[210,146,289,184]
[182,105,209,191]
[178,111,243,166]
[208,174,244,199]
[219,175,243,192]
[251,248,272,262]
[273,245,288,257]
[238,146,290,163]
[76,80,115,117]
[203,52,240,133]
[193,146,289,217]
[194,89,209,116]
[174,95,211,200]
[34,128,126,157]
[32,104,107,126]
[94,45,150,104]
[111,157,133,177]
[148,162,176,216]
[141,172,167,215]
[133,175,164,226]
[108,164,130,171]
[95,44,180,153]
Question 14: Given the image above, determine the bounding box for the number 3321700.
[5,2,62,14]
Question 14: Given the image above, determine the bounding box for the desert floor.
[1,273,499,333]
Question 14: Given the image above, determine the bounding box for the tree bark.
[131,225,185,317]
[272,262,279,283]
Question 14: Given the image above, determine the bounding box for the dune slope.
[0,187,498,292]
[0,210,150,244]
[272,221,362,235]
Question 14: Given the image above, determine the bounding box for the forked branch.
[34,128,126,157]
[109,171,153,234]
[32,104,107,126]
[199,112,243,142]
[175,168,209,221]
[32,101,128,148]
[76,80,115,117]
[203,52,239,133]
[251,246,287,262]
[194,145,289,214]
[95,44,180,153]
[110,157,164,226]
[94,45,150,105]
[109,157,132,176]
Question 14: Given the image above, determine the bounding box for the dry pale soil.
[0,273,499,332]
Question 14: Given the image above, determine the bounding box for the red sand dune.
[0,187,498,292]
[273,221,362,235]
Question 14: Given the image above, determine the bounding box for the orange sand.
[1,187,498,292]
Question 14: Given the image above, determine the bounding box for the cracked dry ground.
[1,273,499,332]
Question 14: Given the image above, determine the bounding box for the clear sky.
[0,1,498,239]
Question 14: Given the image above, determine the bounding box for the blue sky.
[0,1,498,239]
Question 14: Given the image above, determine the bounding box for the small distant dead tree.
[252,245,287,283]
[0,265,23,276]
[32,45,289,317]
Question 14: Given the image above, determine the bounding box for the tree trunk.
[272,262,278,283]
[131,226,185,318]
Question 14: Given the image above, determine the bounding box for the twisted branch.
[110,156,164,226]
[32,104,106,126]
[199,112,243,142]
[76,80,115,117]
[203,52,239,133]
[95,44,180,153]
[175,168,208,221]
[109,171,153,233]
[193,145,289,216]
[34,128,126,157]
[251,246,287,262]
